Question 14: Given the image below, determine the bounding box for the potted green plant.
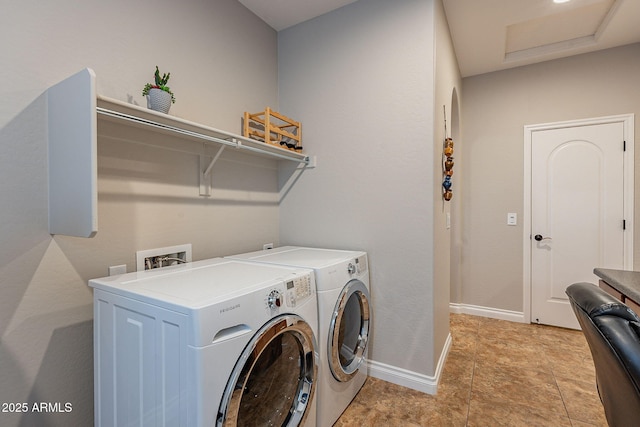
[142,66,175,113]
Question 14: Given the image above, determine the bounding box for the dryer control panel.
[348,255,368,276]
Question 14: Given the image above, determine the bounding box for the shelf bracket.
[199,145,226,196]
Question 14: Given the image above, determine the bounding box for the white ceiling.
[443,0,640,77]
[238,0,358,31]
[239,0,640,77]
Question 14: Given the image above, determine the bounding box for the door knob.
[534,234,552,242]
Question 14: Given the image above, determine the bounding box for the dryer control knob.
[347,263,356,274]
[267,290,281,309]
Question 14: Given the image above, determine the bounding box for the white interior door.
[530,120,628,329]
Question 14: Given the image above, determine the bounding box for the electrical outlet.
[263,243,274,250]
[108,264,127,276]
[136,244,193,271]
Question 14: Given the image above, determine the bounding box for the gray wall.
[434,0,463,365]
[1,1,278,425]
[458,43,640,312]
[277,0,458,379]
[1,1,463,424]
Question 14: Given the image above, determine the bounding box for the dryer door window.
[328,279,371,382]
[218,314,317,427]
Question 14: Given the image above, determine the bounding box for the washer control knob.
[267,289,281,309]
[347,263,356,274]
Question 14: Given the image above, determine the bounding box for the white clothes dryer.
[89,257,318,427]
[226,247,371,427]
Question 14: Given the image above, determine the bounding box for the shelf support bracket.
[199,145,226,196]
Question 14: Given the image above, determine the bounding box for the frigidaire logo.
[220,304,240,314]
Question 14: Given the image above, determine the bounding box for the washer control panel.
[284,273,313,308]
[265,273,313,310]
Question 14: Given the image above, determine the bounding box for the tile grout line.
[536,328,573,424]
[464,318,481,426]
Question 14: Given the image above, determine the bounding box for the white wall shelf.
[47,68,311,238]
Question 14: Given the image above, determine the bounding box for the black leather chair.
[566,282,640,426]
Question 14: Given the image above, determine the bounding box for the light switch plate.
[507,213,517,226]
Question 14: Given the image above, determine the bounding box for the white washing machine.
[89,257,319,427]
[226,247,371,427]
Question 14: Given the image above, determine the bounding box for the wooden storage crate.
[243,107,302,152]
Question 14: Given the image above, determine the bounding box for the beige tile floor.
[335,313,606,426]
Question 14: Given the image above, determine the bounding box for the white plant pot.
[147,88,172,113]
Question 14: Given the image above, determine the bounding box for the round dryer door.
[217,314,317,427]
[328,279,371,382]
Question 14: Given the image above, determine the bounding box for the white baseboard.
[449,302,525,323]
[366,332,452,395]
[366,305,524,395]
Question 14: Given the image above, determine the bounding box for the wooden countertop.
[594,268,640,303]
